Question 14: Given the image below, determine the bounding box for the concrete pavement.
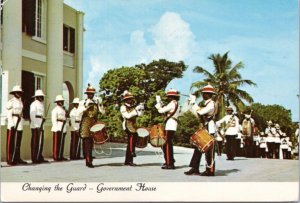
[1,143,299,182]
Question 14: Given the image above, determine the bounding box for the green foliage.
[243,103,297,147]
[99,59,188,140]
[175,111,200,147]
[191,52,256,120]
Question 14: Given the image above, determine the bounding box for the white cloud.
[86,11,197,88]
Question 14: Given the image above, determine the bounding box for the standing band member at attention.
[265,120,276,158]
[216,106,239,160]
[155,89,180,169]
[274,123,283,159]
[6,85,27,165]
[120,90,143,166]
[69,98,82,160]
[30,89,49,164]
[51,95,68,161]
[79,84,105,168]
[185,84,217,176]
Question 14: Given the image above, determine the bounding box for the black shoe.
[18,159,28,165]
[7,161,17,166]
[161,165,175,170]
[200,170,214,176]
[184,168,200,175]
[86,163,94,168]
[124,162,137,166]
[39,159,49,163]
[61,157,68,161]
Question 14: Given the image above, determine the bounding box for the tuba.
[80,103,99,138]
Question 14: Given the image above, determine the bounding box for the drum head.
[90,123,105,132]
[137,128,149,137]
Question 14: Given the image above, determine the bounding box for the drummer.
[120,90,144,166]
[78,84,105,168]
[185,84,217,176]
[155,88,180,170]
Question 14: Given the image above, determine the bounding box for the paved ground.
[1,143,299,182]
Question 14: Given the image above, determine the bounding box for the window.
[34,75,43,91]
[34,0,46,40]
[63,25,75,53]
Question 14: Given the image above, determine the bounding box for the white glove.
[156,95,161,103]
[137,109,144,116]
[189,94,196,104]
[135,103,144,111]
[155,103,161,109]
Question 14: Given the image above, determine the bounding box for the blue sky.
[64,0,299,121]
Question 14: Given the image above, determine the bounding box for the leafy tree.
[99,59,187,140]
[191,52,256,119]
[175,111,200,147]
[243,103,297,147]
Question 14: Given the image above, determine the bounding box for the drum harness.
[156,100,179,160]
[79,99,113,156]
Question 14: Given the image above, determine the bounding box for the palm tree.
[191,52,256,119]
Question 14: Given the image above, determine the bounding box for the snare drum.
[136,128,149,148]
[90,122,109,144]
[190,129,214,153]
[149,124,166,147]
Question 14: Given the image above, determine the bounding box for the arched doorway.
[62,81,74,112]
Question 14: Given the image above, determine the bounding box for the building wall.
[1,2,84,161]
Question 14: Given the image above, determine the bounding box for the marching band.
[4,84,297,176]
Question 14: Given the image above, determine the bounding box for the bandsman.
[185,84,217,176]
[155,88,180,169]
[69,98,83,160]
[51,95,68,161]
[6,85,27,165]
[287,137,292,159]
[259,132,267,158]
[265,120,276,158]
[30,89,49,163]
[274,123,283,159]
[120,90,143,166]
[78,84,105,168]
[241,113,255,158]
[216,106,239,160]
[280,133,288,159]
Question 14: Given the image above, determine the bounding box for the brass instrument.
[80,102,99,138]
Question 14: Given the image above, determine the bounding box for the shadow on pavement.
[216,169,240,176]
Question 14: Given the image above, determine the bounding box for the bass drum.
[149,124,166,147]
[136,128,149,148]
[90,122,109,144]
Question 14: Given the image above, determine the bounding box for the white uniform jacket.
[120,104,138,130]
[155,100,180,131]
[51,105,67,133]
[280,138,288,149]
[30,100,45,129]
[265,127,276,142]
[216,115,239,136]
[274,129,283,143]
[6,97,23,130]
[259,137,267,148]
[69,107,82,131]
[191,99,216,134]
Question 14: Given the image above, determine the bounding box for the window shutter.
[22,0,36,36]
[22,71,35,120]
[70,27,75,53]
[63,25,68,51]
